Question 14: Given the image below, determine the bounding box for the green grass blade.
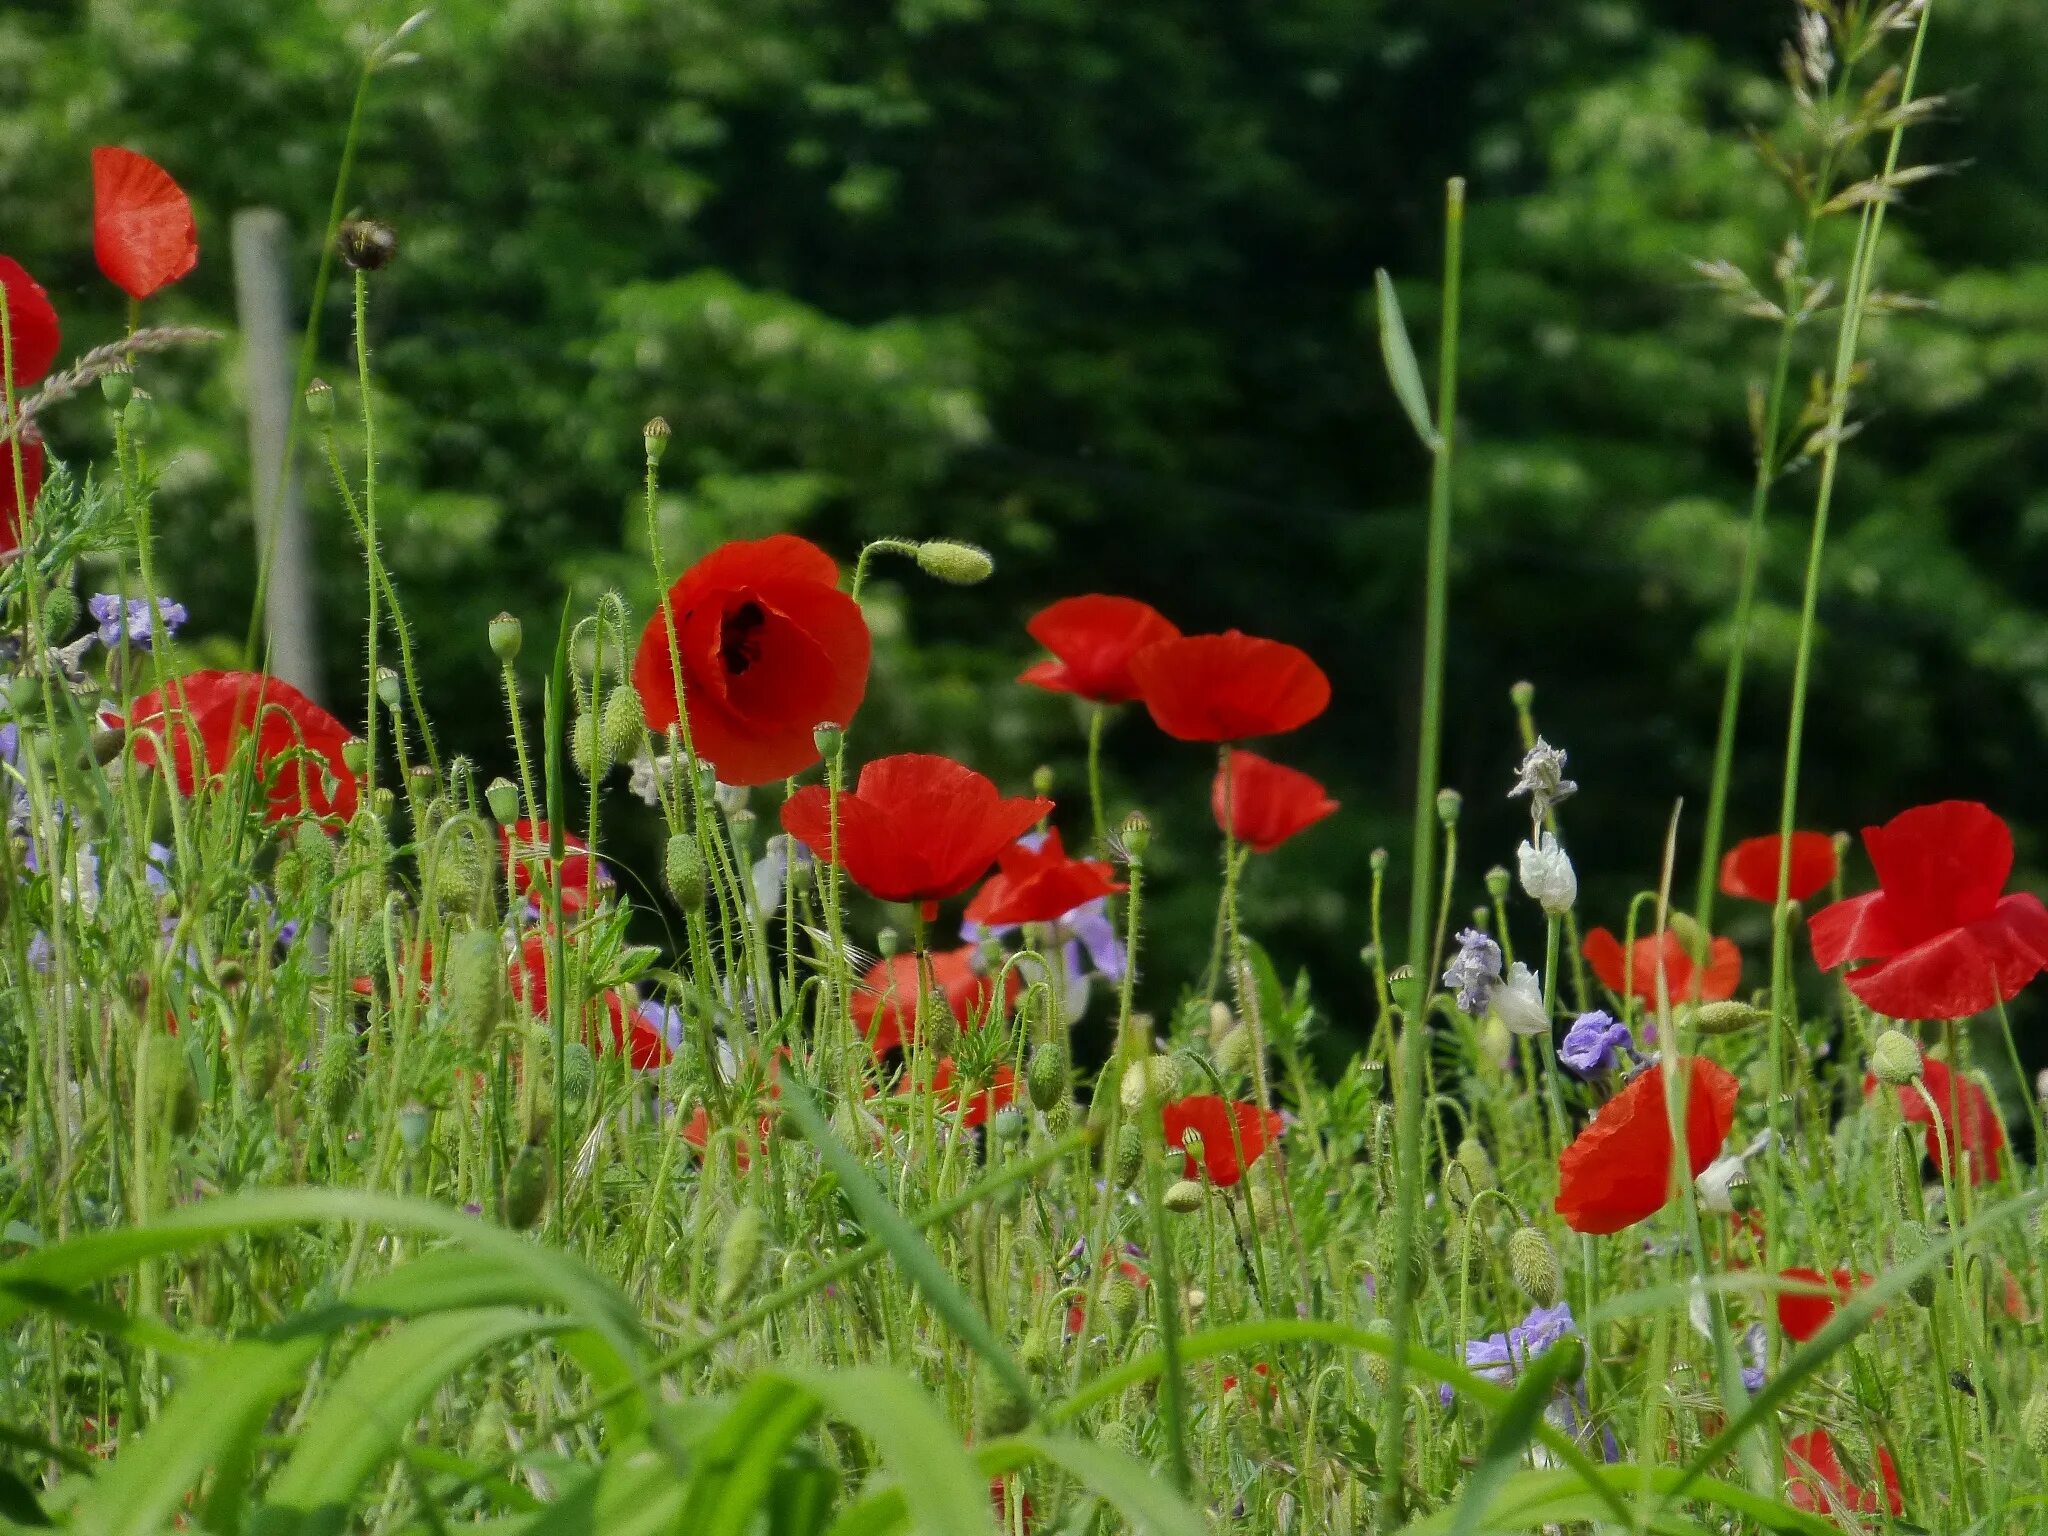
[1375,269,1442,452]
[1397,1463,1834,1536]
[795,1366,997,1536]
[1008,1432,1206,1535]
[1447,1334,1585,1536]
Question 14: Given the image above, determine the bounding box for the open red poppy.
[1555,1057,1740,1234]
[1128,631,1330,742]
[1160,1094,1285,1186]
[633,534,871,786]
[1862,1056,2006,1186]
[1720,832,1837,905]
[1809,801,2048,1021]
[1,435,43,561]
[123,670,358,822]
[1785,1429,1902,1519]
[500,819,604,911]
[0,257,61,389]
[1019,594,1181,705]
[92,147,198,301]
[1213,749,1338,853]
[781,753,1051,913]
[964,830,1123,927]
[851,946,1018,1056]
[1583,927,1740,1006]
[1775,1267,1873,1343]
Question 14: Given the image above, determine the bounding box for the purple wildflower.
[88,593,187,651]
[1560,1009,1632,1076]
[1443,927,1503,1014]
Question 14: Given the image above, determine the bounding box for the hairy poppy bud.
[504,1145,549,1230]
[601,687,645,765]
[2022,1392,2048,1457]
[162,1063,200,1138]
[1120,1054,1180,1113]
[1435,787,1462,827]
[1042,1099,1073,1136]
[715,1205,767,1306]
[1118,812,1150,861]
[1870,1029,1923,1087]
[40,586,78,641]
[977,1364,1031,1437]
[1026,1042,1066,1112]
[1892,1220,1936,1307]
[305,378,333,421]
[1164,1179,1205,1214]
[560,1041,594,1108]
[488,612,522,666]
[1104,1272,1141,1332]
[1214,1024,1256,1078]
[571,713,610,780]
[1360,1320,1395,1393]
[1375,1209,1425,1296]
[915,539,995,586]
[664,833,705,910]
[485,777,521,826]
[89,725,127,767]
[315,1029,359,1124]
[1507,1226,1563,1308]
[1111,1123,1143,1188]
[1451,1215,1490,1285]
[102,368,133,408]
[446,930,505,1049]
[338,218,398,272]
[1689,1000,1771,1036]
[1455,1137,1497,1197]
[643,416,670,464]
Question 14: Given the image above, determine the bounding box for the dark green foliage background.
[5,0,2047,1035]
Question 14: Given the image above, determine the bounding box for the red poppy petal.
[1213,749,1339,853]
[1697,937,1742,1002]
[0,257,61,388]
[1582,928,1628,995]
[1024,594,1182,704]
[1861,800,2012,940]
[1130,631,1330,741]
[92,147,198,301]
[1720,832,1837,904]
[1843,907,2048,1021]
[1,436,44,560]
[1808,889,1909,972]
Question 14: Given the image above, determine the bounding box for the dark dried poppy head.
[338,219,399,272]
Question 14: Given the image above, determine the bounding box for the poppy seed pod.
[305,378,333,420]
[102,367,133,408]
[643,416,670,464]
[337,218,398,272]
[504,1145,549,1230]
[1507,1226,1563,1308]
[488,612,522,665]
[915,539,995,586]
[374,668,401,710]
[341,737,371,777]
[715,1205,766,1307]
[1164,1179,1206,1214]
[485,777,520,826]
[1483,865,1511,902]
[1871,1029,1923,1087]
[1435,787,1462,827]
[1510,680,1536,711]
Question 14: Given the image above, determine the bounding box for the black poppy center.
[720,600,767,676]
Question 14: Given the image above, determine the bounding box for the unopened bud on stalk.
[1508,1226,1563,1307]
[485,777,520,826]
[1871,1029,1923,1087]
[643,416,670,464]
[664,833,705,910]
[1370,847,1389,876]
[1215,1024,1256,1078]
[374,668,401,710]
[1689,1000,1771,1036]
[715,1205,767,1306]
[304,378,333,420]
[1435,787,1462,827]
[1164,1179,1205,1213]
[1118,812,1150,861]
[1121,1054,1181,1113]
[1104,1272,1142,1331]
[315,1030,359,1123]
[1455,1136,1497,1196]
[1031,763,1054,798]
[504,1145,549,1230]
[1483,865,1511,902]
[1892,1220,1936,1307]
[1111,1123,1143,1188]
[571,713,610,780]
[447,930,506,1049]
[915,539,995,585]
[1509,680,1536,711]
[338,218,399,272]
[602,687,645,764]
[489,612,522,665]
[40,586,77,641]
[1026,1042,1067,1111]
[1361,1321,1395,1393]
[102,368,133,408]
[2023,1392,2048,1458]
[90,726,126,766]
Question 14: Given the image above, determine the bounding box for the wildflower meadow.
[4,1,2047,1532]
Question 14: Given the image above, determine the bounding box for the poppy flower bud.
[397,1102,430,1153]
[1507,1226,1563,1308]
[374,668,401,711]
[976,1364,1032,1437]
[305,378,334,421]
[102,367,133,408]
[1120,1054,1181,1113]
[812,722,844,757]
[924,1001,961,1056]
[315,1029,360,1124]
[1111,1123,1143,1187]
[1214,1024,1256,1078]
[447,929,506,1049]
[1483,865,1511,902]
[601,687,645,765]
[342,737,371,777]
[664,833,705,910]
[1360,1321,1395,1393]
[39,585,77,641]
[1370,847,1389,876]
[504,1144,549,1230]
[1891,1220,1936,1307]
[714,781,750,817]
[1118,812,1150,861]
[337,218,398,272]
[915,539,995,586]
[2025,1392,2048,1458]
[1451,1214,1490,1284]
[1455,1136,1497,1196]
[1688,1000,1771,1036]
[162,1065,200,1139]
[485,777,521,826]
[1666,911,1710,964]
[488,612,522,665]
[1374,1208,1426,1296]
[571,713,610,780]
[715,1205,767,1306]
[643,416,670,464]
[1026,1041,1066,1111]
[1164,1179,1206,1214]
[1509,680,1535,711]
[1104,1272,1142,1331]
[1435,787,1462,827]
[1043,1099,1073,1136]
[1870,1028,1923,1087]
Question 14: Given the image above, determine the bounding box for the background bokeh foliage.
[6,0,2048,1043]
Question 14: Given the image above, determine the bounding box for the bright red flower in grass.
[851,946,1018,1056]
[1776,1267,1873,1343]
[964,830,1123,927]
[0,257,60,388]
[123,671,358,822]
[92,148,198,301]
[1019,594,1181,705]
[781,753,1051,914]
[929,1059,1019,1130]
[1212,749,1338,853]
[1784,1429,1902,1520]
[1582,927,1740,1006]
[1862,1056,2007,1186]
[508,931,658,1065]
[500,819,605,911]
[1,435,43,560]
[632,535,870,786]
[1128,631,1330,742]
[1161,1095,1285,1186]
[683,1106,776,1171]
[1809,801,2048,1021]
[1554,1057,1740,1235]
[1720,832,1837,905]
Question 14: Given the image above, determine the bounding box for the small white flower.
[1490,962,1550,1037]
[1517,832,1577,916]
[1694,1130,1774,1213]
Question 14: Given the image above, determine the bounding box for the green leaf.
[795,1367,996,1536]
[1376,269,1442,452]
[1395,1463,1834,1536]
[1448,1334,1584,1536]
[0,1468,52,1527]
[1006,1432,1205,1535]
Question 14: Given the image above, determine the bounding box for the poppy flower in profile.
[1582,927,1741,1006]
[1213,749,1338,852]
[1809,801,2048,1021]
[0,257,60,389]
[123,671,358,822]
[964,830,1124,927]
[500,819,608,911]
[781,753,1051,915]
[1862,1056,2006,1186]
[1128,631,1330,742]
[1,435,43,560]
[1784,1429,1902,1519]
[1775,1267,1874,1343]
[929,1059,1019,1130]
[1720,832,1838,905]
[1019,594,1181,705]
[851,946,1019,1056]
[1160,1095,1285,1186]
[632,535,871,787]
[92,147,199,301]
[1554,1057,1740,1235]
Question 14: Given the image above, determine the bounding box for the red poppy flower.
[1720,832,1838,905]
[781,753,1051,914]
[349,940,435,1001]
[929,1059,1019,1130]
[1128,631,1330,742]
[851,946,1018,1056]
[1019,594,1181,705]
[1,435,43,560]
[0,257,60,388]
[1160,1095,1285,1186]
[1784,1429,1902,1519]
[682,1105,776,1171]
[92,147,198,301]
[964,830,1123,927]
[500,820,605,911]
[1809,801,2048,1021]
[632,535,870,787]
[123,670,358,822]
[1554,1057,1740,1235]
[1212,749,1338,852]
[1862,1056,2006,1186]
[508,931,655,1064]
[1775,1267,1873,1343]
[1582,927,1741,1006]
